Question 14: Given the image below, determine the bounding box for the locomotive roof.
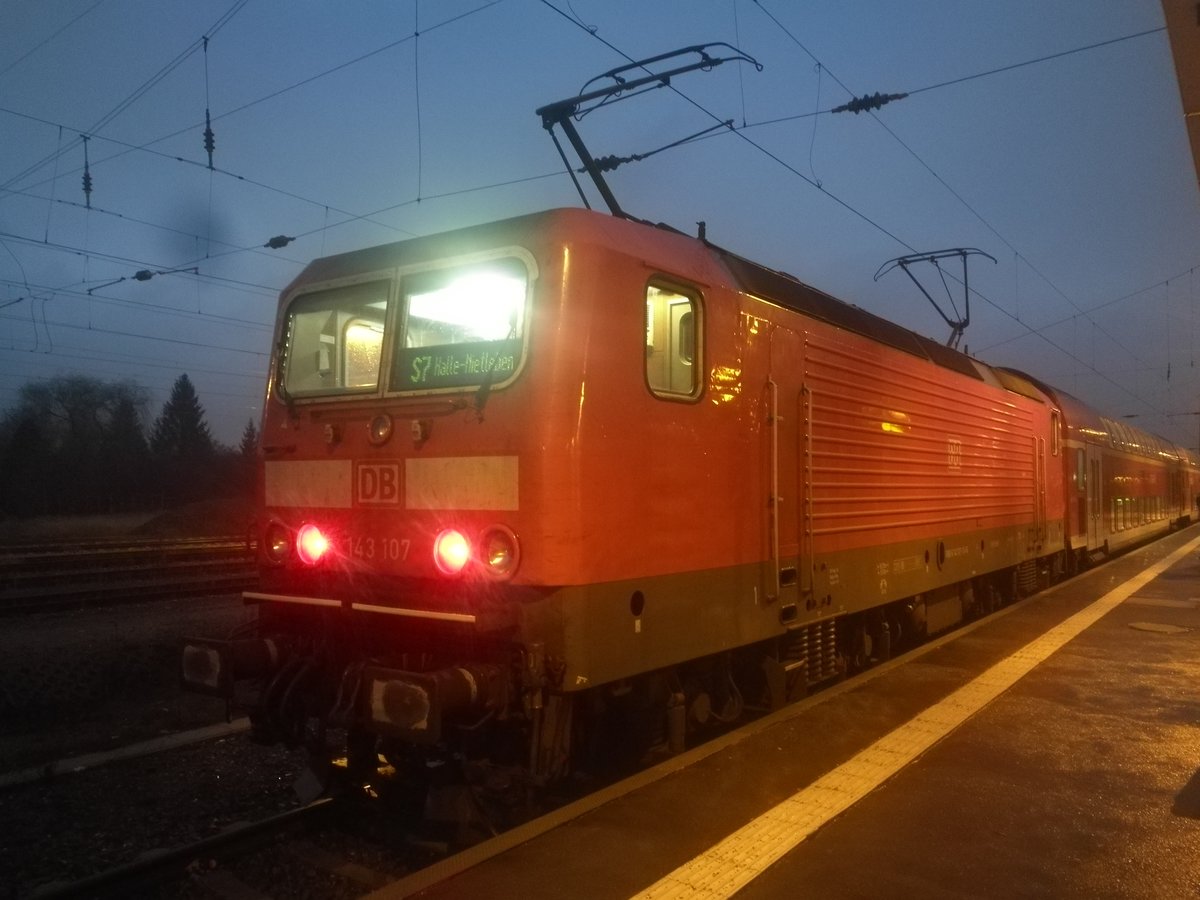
[284,207,1035,400]
[1002,370,1193,462]
[705,241,994,386]
[280,208,1200,462]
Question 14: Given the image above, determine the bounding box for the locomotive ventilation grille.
[1017,560,1039,596]
[783,618,840,687]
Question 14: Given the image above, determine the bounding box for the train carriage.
[1021,383,1200,567]
[181,206,1190,791]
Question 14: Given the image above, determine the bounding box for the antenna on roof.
[875,248,996,350]
[535,43,761,219]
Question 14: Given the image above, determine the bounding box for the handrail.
[768,378,780,600]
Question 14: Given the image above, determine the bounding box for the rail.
[33,798,338,899]
[0,536,257,614]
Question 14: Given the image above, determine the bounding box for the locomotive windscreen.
[277,255,531,400]
[393,257,527,392]
[280,280,389,397]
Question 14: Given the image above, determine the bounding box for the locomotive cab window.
[645,282,701,398]
[280,280,389,398]
[392,257,529,392]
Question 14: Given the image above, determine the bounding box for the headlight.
[479,525,520,579]
[368,413,393,445]
[264,521,291,564]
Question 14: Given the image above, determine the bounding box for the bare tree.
[0,375,150,514]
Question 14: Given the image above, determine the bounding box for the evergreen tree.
[151,374,216,504]
[0,409,53,515]
[236,418,259,494]
[102,392,152,511]
[239,418,259,458]
[1,375,150,514]
[151,374,214,460]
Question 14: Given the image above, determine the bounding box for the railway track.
[31,782,446,898]
[34,797,343,898]
[0,536,257,613]
[7,543,1147,898]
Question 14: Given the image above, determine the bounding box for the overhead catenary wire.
[538,0,912,248]
[0,0,513,255]
[413,1,424,202]
[0,6,1174,266]
[0,136,566,310]
[1,0,250,193]
[540,0,1185,422]
[0,0,109,81]
[202,36,216,171]
[749,1,1173,405]
[16,0,1180,429]
[0,3,1193,445]
[742,7,1176,372]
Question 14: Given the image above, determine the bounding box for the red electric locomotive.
[181,205,1195,797]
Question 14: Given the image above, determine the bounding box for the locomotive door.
[766,326,804,617]
[1085,445,1102,548]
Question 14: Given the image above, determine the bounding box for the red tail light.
[433,529,470,575]
[296,523,332,565]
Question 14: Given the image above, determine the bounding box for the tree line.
[0,373,256,517]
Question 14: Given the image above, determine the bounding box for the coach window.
[1051,410,1061,456]
[645,281,701,398]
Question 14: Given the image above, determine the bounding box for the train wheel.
[344,727,381,784]
[877,619,891,662]
[579,677,665,776]
[845,618,869,673]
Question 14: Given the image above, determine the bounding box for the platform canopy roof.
[1163,1,1200,191]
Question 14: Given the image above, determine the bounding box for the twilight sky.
[1,1,1197,448]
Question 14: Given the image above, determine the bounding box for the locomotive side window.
[645,282,701,398]
[281,280,389,397]
[393,257,528,392]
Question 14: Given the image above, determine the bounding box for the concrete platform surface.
[377,527,1200,899]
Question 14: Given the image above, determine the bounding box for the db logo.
[356,463,401,505]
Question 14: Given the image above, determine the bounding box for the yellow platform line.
[634,536,1200,900]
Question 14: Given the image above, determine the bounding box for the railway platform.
[376,525,1200,899]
